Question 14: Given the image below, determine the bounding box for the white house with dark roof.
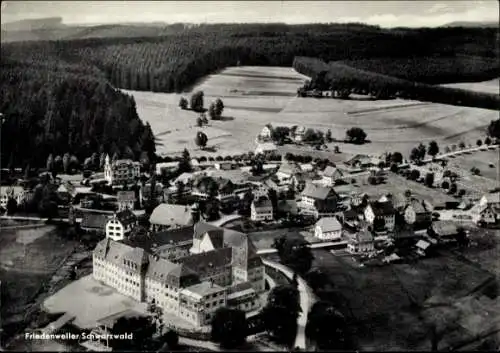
[321,166,344,186]
[251,197,273,221]
[105,209,137,241]
[314,217,342,240]
[364,201,396,231]
[347,231,375,254]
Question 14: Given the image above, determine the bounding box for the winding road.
[262,259,317,350]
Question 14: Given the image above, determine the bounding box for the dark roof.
[407,199,432,214]
[123,226,194,252]
[81,213,108,229]
[301,183,337,200]
[193,222,222,240]
[117,191,136,202]
[115,209,137,226]
[368,201,396,216]
[122,247,149,272]
[177,247,233,274]
[228,281,254,294]
[253,197,273,209]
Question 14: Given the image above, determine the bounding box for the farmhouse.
[276,160,302,183]
[104,155,141,186]
[344,154,382,169]
[321,166,345,186]
[149,204,197,231]
[258,124,273,141]
[0,186,26,208]
[404,199,433,226]
[251,197,274,221]
[476,204,500,226]
[364,201,396,231]
[314,217,343,241]
[347,231,375,254]
[255,142,277,156]
[105,209,138,241]
[299,183,339,218]
[117,191,136,211]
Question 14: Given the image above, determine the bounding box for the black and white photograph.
[0,0,499,351]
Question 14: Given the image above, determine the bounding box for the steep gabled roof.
[177,247,233,274]
[368,201,396,216]
[316,217,342,232]
[278,161,301,176]
[115,209,137,227]
[149,204,193,226]
[323,166,343,178]
[430,221,459,237]
[301,183,337,200]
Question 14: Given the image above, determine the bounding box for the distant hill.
[0,22,189,43]
[443,21,499,28]
[1,17,65,31]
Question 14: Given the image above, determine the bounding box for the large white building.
[314,217,342,240]
[93,222,265,328]
[104,155,141,186]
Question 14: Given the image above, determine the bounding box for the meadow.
[124,66,498,159]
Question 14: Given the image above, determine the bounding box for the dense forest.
[0,60,156,169]
[293,57,500,110]
[1,23,498,168]
[2,24,498,94]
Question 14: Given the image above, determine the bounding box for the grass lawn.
[309,249,493,350]
[446,149,499,182]
[334,172,456,205]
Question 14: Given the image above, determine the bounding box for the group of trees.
[345,127,368,144]
[208,98,225,120]
[0,59,156,170]
[293,57,500,110]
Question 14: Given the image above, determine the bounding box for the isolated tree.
[425,172,435,187]
[163,330,179,350]
[487,119,500,140]
[444,146,451,153]
[428,141,439,159]
[262,285,301,346]
[190,91,204,112]
[211,307,247,348]
[110,316,156,351]
[69,155,79,172]
[46,154,54,172]
[196,116,203,127]
[214,98,224,117]
[306,301,355,351]
[476,139,483,147]
[178,148,192,173]
[325,129,333,143]
[391,152,403,164]
[334,145,341,153]
[272,236,314,274]
[458,141,466,149]
[409,169,421,180]
[404,189,412,198]
[208,102,217,120]
[390,163,399,173]
[201,113,209,125]
[449,183,458,194]
[441,181,450,189]
[345,127,367,144]
[458,189,466,197]
[195,131,208,150]
[485,137,492,145]
[6,198,17,215]
[179,97,188,110]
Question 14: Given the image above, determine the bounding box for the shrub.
[441,181,450,189]
[476,139,483,147]
[485,137,492,145]
[458,189,466,197]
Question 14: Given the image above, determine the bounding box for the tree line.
[293,57,500,110]
[2,24,497,95]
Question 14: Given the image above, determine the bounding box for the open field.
[0,226,78,319]
[334,173,456,206]
[124,66,498,158]
[446,149,499,181]
[442,79,500,95]
[309,249,493,351]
